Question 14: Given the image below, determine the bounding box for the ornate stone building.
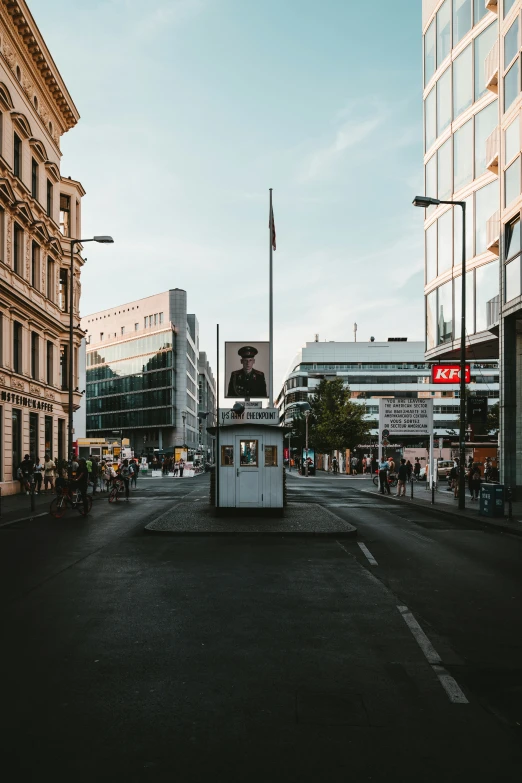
[0,0,84,494]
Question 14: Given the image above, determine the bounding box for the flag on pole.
[269,204,276,251]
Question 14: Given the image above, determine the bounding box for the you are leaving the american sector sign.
[378,399,433,436]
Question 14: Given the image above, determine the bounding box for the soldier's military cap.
[238,346,258,358]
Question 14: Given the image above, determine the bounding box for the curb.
[359,490,522,537]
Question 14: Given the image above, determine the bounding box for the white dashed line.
[397,605,468,704]
[357,542,378,566]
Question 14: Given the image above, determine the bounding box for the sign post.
[379,399,434,499]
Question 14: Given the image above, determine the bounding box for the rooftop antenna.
[354,322,357,343]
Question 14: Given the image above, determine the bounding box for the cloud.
[300,115,382,182]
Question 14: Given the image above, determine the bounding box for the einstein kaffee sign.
[378,399,433,436]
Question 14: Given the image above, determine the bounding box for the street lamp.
[181,410,187,449]
[413,194,467,509]
[68,236,114,462]
[304,410,311,477]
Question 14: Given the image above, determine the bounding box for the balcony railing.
[485,126,499,173]
[486,295,500,330]
[485,0,498,12]
[485,39,499,93]
[486,210,500,255]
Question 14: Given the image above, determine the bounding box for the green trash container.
[479,483,504,518]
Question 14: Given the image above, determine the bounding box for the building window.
[425,88,436,151]
[47,258,54,301]
[159,312,164,324]
[264,445,278,467]
[45,415,53,457]
[504,16,519,70]
[474,100,497,177]
[504,59,520,114]
[426,222,437,283]
[475,22,498,101]
[31,332,39,380]
[505,217,521,302]
[453,0,471,46]
[453,119,473,191]
[474,0,488,23]
[13,222,23,276]
[46,180,53,217]
[475,181,498,256]
[437,0,451,68]
[13,321,22,374]
[437,138,452,200]
[0,206,4,263]
[504,0,517,18]
[31,242,40,289]
[505,257,521,301]
[426,290,437,350]
[505,156,521,207]
[424,19,435,85]
[121,326,125,335]
[60,344,68,390]
[13,132,21,177]
[476,260,499,332]
[437,281,453,344]
[31,157,38,199]
[59,268,68,312]
[134,323,139,331]
[437,67,452,139]
[453,44,472,120]
[29,412,38,459]
[221,446,234,466]
[240,440,258,466]
[438,209,453,275]
[46,341,53,385]
[12,408,21,476]
[59,194,70,236]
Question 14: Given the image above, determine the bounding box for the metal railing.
[486,295,500,329]
[486,210,500,253]
[485,126,499,172]
[484,39,499,92]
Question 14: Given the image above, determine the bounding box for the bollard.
[30,484,36,513]
[431,480,435,505]
[411,476,413,500]
[507,486,513,520]
[0,485,2,518]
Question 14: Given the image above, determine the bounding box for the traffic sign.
[382,429,390,438]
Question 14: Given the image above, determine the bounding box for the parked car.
[437,460,455,480]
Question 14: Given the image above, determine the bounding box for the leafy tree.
[308,378,369,453]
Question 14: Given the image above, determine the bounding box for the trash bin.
[479,483,505,518]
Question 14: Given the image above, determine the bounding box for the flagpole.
[269,188,273,408]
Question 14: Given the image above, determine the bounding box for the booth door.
[235,436,262,508]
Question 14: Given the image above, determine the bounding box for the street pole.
[304,410,310,477]
[269,188,274,407]
[458,202,467,510]
[68,239,77,462]
[288,432,291,472]
[216,324,220,509]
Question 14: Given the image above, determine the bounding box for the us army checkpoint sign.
[378,399,433,436]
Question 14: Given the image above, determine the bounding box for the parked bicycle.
[108,477,127,503]
[372,473,398,489]
[50,483,92,518]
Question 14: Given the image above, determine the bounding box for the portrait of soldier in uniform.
[226,345,268,398]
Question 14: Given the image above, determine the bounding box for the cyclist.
[72,458,90,514]
[129,459,139,489]
[119,459,131,501]
[19,454,34,495]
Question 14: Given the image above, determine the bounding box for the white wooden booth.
[217,423,284,512]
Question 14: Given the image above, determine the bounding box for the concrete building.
[82,290,214,458]
[421,0,522,493]
[198,351,216,461]
[0,0,85,494]
[276,338,498,440]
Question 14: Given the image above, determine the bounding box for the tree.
[308,378,369,454]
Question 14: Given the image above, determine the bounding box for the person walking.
[19,454,34,495]
[413,458,421,480]
[351,455,358,476]
[91,457,100,493]
[119,459,131,501]
[130,459,139,489]
[378,458,390,495]
[405,460,413,483]
[73,458,90,514]
[362,456,367,475]
[470,463,482,501]
[33,457,43,494]
[397,459,408,497]
[43,453,56,494]
[332,456,338,474]
[179,458,185,478]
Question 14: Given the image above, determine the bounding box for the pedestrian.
[119,459,131,501]
[43,453,56,494]
[73,458,90,514]
[91,456,99,493]
[387,456,396,476]
[362,456,367,474]
[470,463,481,501]
[332,456,338,474]
[179,458,185,478]
[33,456,43,494]
[173,460,179,477]
[69,456,79,479]
[413,458,421,480]
[448,463,458,492]
[378,457,390,495]
[405,460,413,482]
[130,459,139,488]
[397,459,408,497]
[19,454,34,494]
[351,455,358,476]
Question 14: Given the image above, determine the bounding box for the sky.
[29,0,424,395]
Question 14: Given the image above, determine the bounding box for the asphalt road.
[0,474,520,782]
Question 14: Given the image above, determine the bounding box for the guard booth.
[215,411,284,514]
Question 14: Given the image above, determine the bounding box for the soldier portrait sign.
[225,341,269,399]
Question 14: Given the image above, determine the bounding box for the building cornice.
[0,0,79,138]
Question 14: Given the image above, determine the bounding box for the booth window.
[264,446,277,466]
[240,440,258,466]
[221,445,234,466]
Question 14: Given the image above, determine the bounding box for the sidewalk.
[0,488,56,526]
[361,482,522,537]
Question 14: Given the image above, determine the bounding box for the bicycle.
[109,477,127,503]
[50,483,92,518]
[372,472,398,489]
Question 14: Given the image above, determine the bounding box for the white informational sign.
[379,399,433,436]
[225,341,270,399]
[219,408,279,426]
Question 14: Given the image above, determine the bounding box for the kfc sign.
[431,364,471,384]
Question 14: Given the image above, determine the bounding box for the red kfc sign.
[431,364,471,384]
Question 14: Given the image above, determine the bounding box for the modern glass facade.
[423,0,501,360]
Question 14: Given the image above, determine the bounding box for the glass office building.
[423,0,522,492]
[82,289,212,457]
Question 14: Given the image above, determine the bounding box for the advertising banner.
[225,341,269,398]
[379,399,433,436]
[431,364,471,383]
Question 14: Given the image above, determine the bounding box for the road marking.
[357,542,378,566]
[0,511,48,528]
[397,605,468,704]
